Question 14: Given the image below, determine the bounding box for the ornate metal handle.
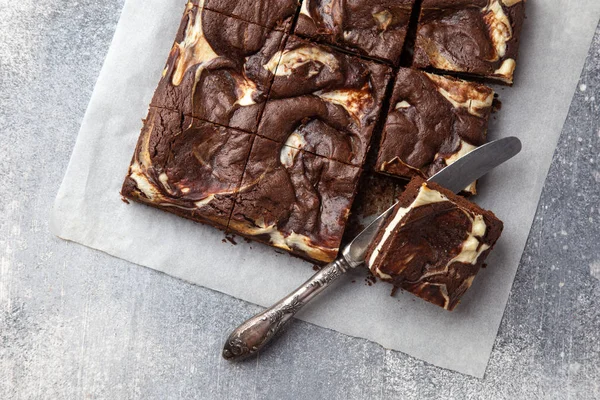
[222,256,352,361]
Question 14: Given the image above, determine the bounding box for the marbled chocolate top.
[258,36,392,166]
[150,5,285,133]
[376,68,493,194]
[229,136,361,263]
[366,177,503,310]
[296,0,415,65]
[414,0,526,84]
[201,0,301,32]
[122,108,254,228]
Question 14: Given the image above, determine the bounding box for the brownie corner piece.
[122,107,255,229]
[229,136,362,263]
[204,0,301,32]
[366,176,503,311]
[258,36,392,167]
[376,68,493,195]
[149,5,286,133]
[296,0,416,65]
[414,0,526,84]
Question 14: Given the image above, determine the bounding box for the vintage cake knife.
[223,136,522,361]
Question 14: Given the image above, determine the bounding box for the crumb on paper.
[225,235,237,245]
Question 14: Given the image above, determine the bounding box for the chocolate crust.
[366,176,503,310]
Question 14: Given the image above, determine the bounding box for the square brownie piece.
[413,0,526,84]
[365,177,503,311]
[296,0,416,65]
[150,3,286,133]
[257,36,392,167]
[229,136,362,263]
[202,0,301,32]
[376,68,493,195]
[121,107,254,229]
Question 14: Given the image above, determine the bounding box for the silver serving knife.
[222,137,522,361]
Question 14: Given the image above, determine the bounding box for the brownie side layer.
[257,36,392,167]
[413,0,526,84]
[229,136,362,263]
[121,107,254,229]
[366,177,504,310]
[376,68,493,195]
[150,4,286,133]
[296,0,416,65]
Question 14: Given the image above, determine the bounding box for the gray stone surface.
[0,1,598,398]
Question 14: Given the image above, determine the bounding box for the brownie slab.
[229,136,361,263]
[413,0,526,84]
[202,0,301,32]
[257,36,392,167]
[376,68,493,195]
[121,107,254,229]
[296,0,416,65]
[150,3,286,133]
[366,177,503,311]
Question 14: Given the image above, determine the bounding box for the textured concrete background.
[1,1,599,399]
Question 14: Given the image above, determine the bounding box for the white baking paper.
[50,0,600,378]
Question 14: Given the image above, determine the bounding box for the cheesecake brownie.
[150,3,286,133]
[376,68,494,195]
[257,36,392,166]
[366,177,503,310]
[202,0,301,32]
[121,108,254,229]
[296,0,416,65]
[413,0,526,84]
[229,136,361,263]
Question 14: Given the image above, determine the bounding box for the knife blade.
[223,136,522,361]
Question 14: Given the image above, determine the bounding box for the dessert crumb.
[492,98,502,112]
[225,235,237,245]
[365,275,377,286]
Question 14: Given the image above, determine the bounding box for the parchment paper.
[50,0,600,377]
